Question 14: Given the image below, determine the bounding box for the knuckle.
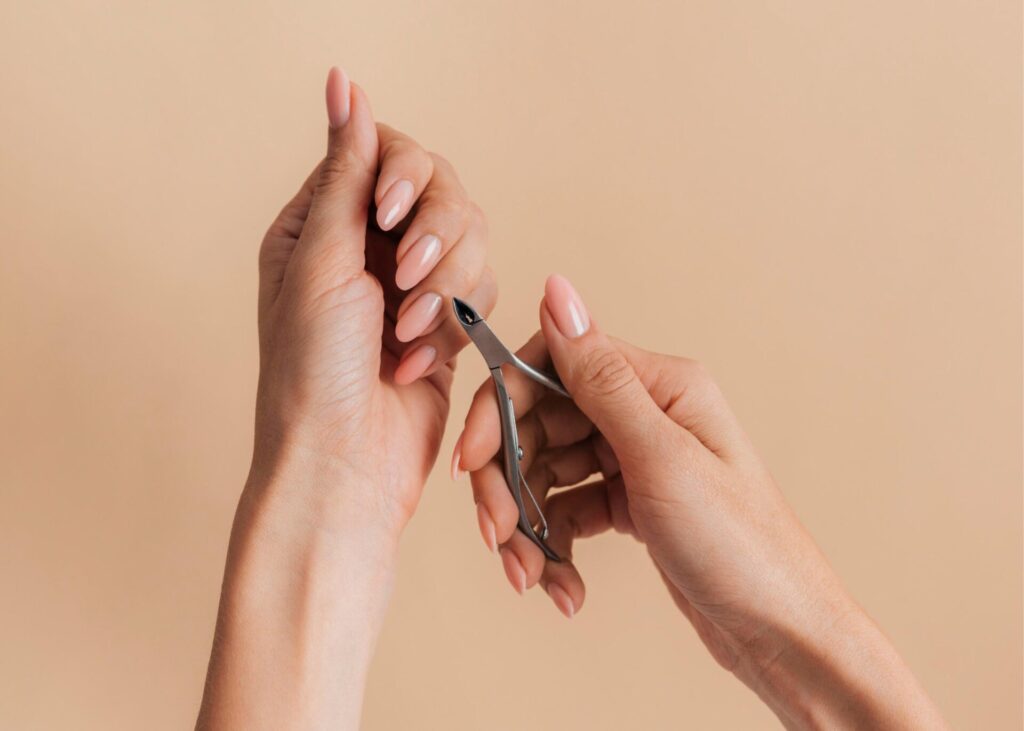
[680,358,716,393]
[524,410,548,452]
[467,200,485,222]
[384,137,429,170]
[378,136,407,163]
[548,499,581,541]
[428,151,452,170]
[443,260,477,294]
[481,267,498,308]
[439,197,470,221]
[468,201,489,233]
[420,195,470,227]
[576,347,636,398]
[318,148,370,189]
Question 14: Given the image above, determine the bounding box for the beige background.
[0,1,1020,728]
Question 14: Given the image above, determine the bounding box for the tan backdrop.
[1,1,1020,728]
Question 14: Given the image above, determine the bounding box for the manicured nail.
[500,548,526,594]
[451,434,464,481]
[377,179,415,231]
[476,503,497,553]
[394,343,437,384]
[325,67,351,129]
[546,583,575,619]
[395,234,442,291]
[395,292,443,343]
[545,274,590,338]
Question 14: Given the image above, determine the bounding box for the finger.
[291,68,379,284]
[470,460,520,550]
[393,268,498,385]
[498,441,603,593]
[258,163,319,314]
[499,530,545,594]
[468,408,590,547]
[539,479,630,618]
[540,274,690,471]
[393,266,497,380]
[374,123,435,231]
[524,440,601,497]
[393,211,486,344]
[464,395,592,551]
[393,153,475,292]
[510,399,595,483]
[481,439,602,589]
[456,331,557,474]
[468,401,597,556]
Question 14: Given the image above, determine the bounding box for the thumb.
[540,274,665,458]
[294,67,379,279]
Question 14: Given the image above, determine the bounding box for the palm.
[259,221,455,534]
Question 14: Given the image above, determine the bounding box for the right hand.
[456,274,946,729]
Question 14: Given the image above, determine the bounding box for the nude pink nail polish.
[546,583,575,619]
[476,503,497,553]
[325,67,350,129]
[500,548,526,595]
[544,274,590,338]
[395,234,442,291]
[395,292,442,343]
[394,343,437,385]
[451,434,465,481]
[377,179,415,231]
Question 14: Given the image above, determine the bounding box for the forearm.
[197,453,398,730]
[738,584,947,730]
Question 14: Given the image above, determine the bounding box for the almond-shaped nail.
[546,583,575,619]
[394,343,437,385]
[377,179,415,231]
[395,234,442,291]
[545,274,590,338]
[500,548,526,595]
[451,434,464,481]
[395,292,442,343]
[325,67,351,129]
[476,503,497,553]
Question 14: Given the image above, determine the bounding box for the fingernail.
[394,343,437,384]
[451,434,464,481]
[377,179,415,231]
[546,583,575,619]
[545,274,590,338]
[325,67,351,129]
[395,234,442,291]
[476,503,497,553]
[500,548,526,595]
[395,292,443,343]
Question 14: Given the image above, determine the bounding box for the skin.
[198,67,947,730]
[196,68,493,729]
[456,274,949,729]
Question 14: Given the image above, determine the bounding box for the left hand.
[197,69,494,730]
[252,67,494,536]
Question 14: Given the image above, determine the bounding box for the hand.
[456,275,946,729]
[254,67,493,536]
[198,68,492,731]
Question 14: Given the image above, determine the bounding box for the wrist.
[736,590,944,730]
[245,427,404,550]
[229,436,403,638]
[205,454,398,731]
